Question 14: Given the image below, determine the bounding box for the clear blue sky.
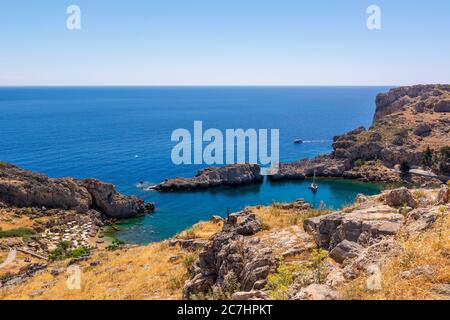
[1,0,449,86]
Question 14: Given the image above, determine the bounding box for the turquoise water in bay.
[0,87,388,244]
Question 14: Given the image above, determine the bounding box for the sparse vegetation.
[0,161,8,167]
[106,238,126,251]
[354,159,367,168]
[266,263,297,300]
[340,210,450,300]
[400,159,411,177]
[310,248,329,284]
[422,146,433,167]
[48,241,89,261]
[0,227,35,239]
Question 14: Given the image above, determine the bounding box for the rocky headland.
[0,162,154,267]
[152,164,263,191]
[271,84,450,185]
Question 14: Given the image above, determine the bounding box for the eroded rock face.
[153,164,263,191]
[405,209,437,233]
[183,211,270,298]
[435,99,450,112]
[0,163,153,219]
[304,204,404,250]
[81,179,151,219]
[436,186,450,204]
[0,164,92,212]
[269,156,349,181]
[374,85,450,121]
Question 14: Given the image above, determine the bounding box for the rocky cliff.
[0,163,154,219]
[272,85,450,183]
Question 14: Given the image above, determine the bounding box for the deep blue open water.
[0,86,389,243]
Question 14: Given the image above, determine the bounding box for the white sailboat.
[309,170,318,193]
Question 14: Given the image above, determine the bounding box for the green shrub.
[354,159,366,168]
[0,227,36,239]
[266,263,296,300]
[106,239,125,251]
[399,159,411,177]
[183,252,199,272]
[49,241,90,261]
[0,161,9,167]
[310,248,329,284]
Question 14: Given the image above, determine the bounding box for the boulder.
[406,209,437,233]
[226,212,261,236]
[329,240,364,264]
[414,123,432,137]
[436,186,450,204]
[231,290,269,300]
[401,265,434,279]
[385,188,418,208]
[434,99,450,112]
[292,284,338,300]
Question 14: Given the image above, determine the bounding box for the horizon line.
[0,84,401,88]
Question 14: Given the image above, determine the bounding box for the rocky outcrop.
[269,156,349,181]
[183,211,269,298]
[329,240,364,264]
[0,163,154,219]
[384,187,418,208]
[0,163,92,212]
[304,203,404,251]
[152,164,263,191]
[81,179,154,219]
[292,284,338,300]
[183,208,315,299]
[436,186,450,204]
[374,84,450,121]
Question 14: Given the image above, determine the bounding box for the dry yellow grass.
[176,220,223,240]
[0,209,34,231]
[253,204,330,233]
[340,209,450,300]
[0,219,222,300]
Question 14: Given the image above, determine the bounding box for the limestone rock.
[385,187,418,208]
[304,205,404,250]
[0,163,153,219]
[292,284,338,300]
[436,186,450,204]
[183,211,270,299]
[414,123,432,137]
[153,164,263,191]
[434,99,450,112]
[406,209,437,233]
[329,240,364,264]
[231,290,270,300]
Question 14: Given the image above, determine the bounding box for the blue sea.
[0,86,389,244]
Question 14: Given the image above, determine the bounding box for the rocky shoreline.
[152,85,449,190]
[0,162,154,263]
